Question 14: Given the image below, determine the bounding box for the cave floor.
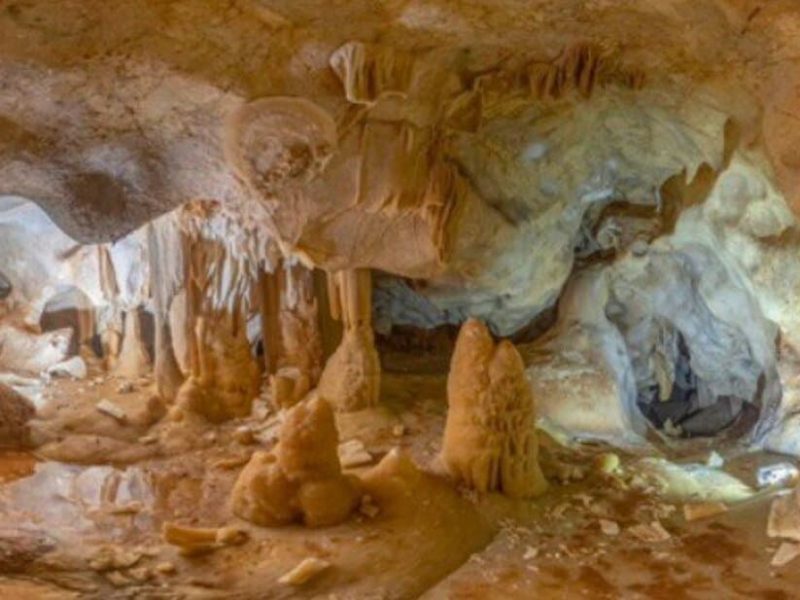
[0,370,798,599]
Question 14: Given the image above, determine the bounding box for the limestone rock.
[162,523,248,556]
[278,557,331,586]
[231,394,361,527]
[441,318,547,498]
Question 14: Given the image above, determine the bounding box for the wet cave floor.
[0,368,798,600]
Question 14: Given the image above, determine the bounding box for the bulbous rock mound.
[231,394,361,527]
[442,318,547,498]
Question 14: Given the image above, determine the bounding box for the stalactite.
[526,43,645,101]
[441,318,547,498]
[147,222,185,402]
[258,263,282,376]
[318,268,381,411]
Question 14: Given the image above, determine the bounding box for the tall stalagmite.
[441,318,547,498]
[173,233,260,423]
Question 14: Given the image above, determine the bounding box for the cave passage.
[636,332,760,438]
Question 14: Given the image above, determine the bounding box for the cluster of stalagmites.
[229,317,547,530]
[231,393,361,527]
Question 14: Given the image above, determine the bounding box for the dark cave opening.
[635,331,761,438]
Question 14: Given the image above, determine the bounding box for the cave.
[2,1,800,597]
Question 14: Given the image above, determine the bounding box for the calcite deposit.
[231,394,361,527]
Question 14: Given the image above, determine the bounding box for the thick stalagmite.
[441,318,547,498]
[231,393,361,527]
[173,233,261,423]
[318,269,381,411]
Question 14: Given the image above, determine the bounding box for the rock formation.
[231,394,361,527]
[318,269,381,411]
[442,318,547,498]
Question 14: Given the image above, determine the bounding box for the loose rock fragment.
[758,463,799,489]
[155,561,176,575]
[771,542,800,567]
[107,501,144,515]
[628,521,671,543]
[96,399,127,423]
[278,557,331,586]
[211,455,251,470]
[338,439,373,468]
[47,356,88,380]
[683,501,727,521]
[594,453,621,475]
[599,519,620,536]
[523,546,539,560]
[162,523,248,555]
[706,451,724,468]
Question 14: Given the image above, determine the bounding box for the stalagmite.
[260,260,323,410]
[231,393,361,527]
[318,269,380,411]
[441,318,547,498]
[173,233,261,423]
[114,309,151,379]
[174,311,261,423]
